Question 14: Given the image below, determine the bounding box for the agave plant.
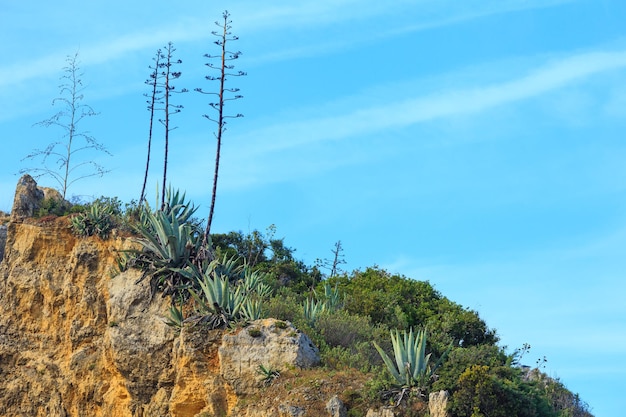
[321,281,342,311]
[257,364,280,385]
[373,328,437,391]
[163,300,185,330]
[240,267,273,299]
[183,255,274,328]
[162,186,197,224]
[186,256,244,328]
[192,274,244,317]
[129,208,202,296]
[70,200,115,238]
[240,298,263,321]
[303,297,326,325]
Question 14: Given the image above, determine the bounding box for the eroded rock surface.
[0,213,322,416]
[220,318,320,395]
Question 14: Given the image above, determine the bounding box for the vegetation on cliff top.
[26,193,593,417]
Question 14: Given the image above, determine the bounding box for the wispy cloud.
[236,49,626,153]
[166,48,626,194]
[245,0,580,66]
[0,0,580,89]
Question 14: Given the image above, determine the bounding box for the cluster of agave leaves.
[374,328,446,401]
[122,187,272,329]
[125,188,445,399]
[302,281,342,325]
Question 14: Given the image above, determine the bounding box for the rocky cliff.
[0,182,333,417]
[0,177,451,417]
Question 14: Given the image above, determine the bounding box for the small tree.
[196,10,246,240]
[22,52,109,198]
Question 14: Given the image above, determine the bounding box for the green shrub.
[449,365,555,417]
[247,327,262,337]
[36,196,71,217]
[266,291,305,324]
[433,344,507,392]
[180,255,273,329]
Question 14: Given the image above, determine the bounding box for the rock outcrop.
[326,395,347,417]
[220,319,320,395]
[0,212,7,261]
[10,174,67,222]
[429,390,450,417]
[0,176,397,417]
[10,174,46,221]
[0,213,322,416]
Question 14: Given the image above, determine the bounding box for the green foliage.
[337,267,497,358]
[160,186,198,226]
[70,200,115,238]
[449,365,556,417]
[125,189,204,298]
[303,298,326,326]
[247,327,262,337]
[265,291,305,324]
[257,364,280,385]
[36,196,71,217]
[529,371,593,417]
[338,267,437,328]
[188,260,245,327]
[426,300,498,353]
[163,300,185,330]
[182,255,273,329]
[132,208,202,295]
[433,344,508,392]
[316,309,386,352]
[97,185,590,416]
[320,281,342,311]
[373,328,440,393]
[240,298,264,321]
[212,227,321,294]
[302,281,343,326]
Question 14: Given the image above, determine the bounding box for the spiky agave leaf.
[163,185,198,224]
[321,281,341,311]
[241,298,263,321]
[373,327,433,389]
[163,302,185,330]
[303,298,325,325]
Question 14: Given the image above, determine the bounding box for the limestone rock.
[219,318,320,395]
[365,407,395,417]
[326,395,347,417]
[41,186,64,203]
[0,178,345,417]
[278,403,306,417]
[0,224,7,262]
[9,174,68,222]
[105,269,176,405]
[429,390,450,417]
[10,174,44,221]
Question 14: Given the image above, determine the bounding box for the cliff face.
[0,216,324,417]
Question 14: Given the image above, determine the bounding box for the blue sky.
[2,1,625,415]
